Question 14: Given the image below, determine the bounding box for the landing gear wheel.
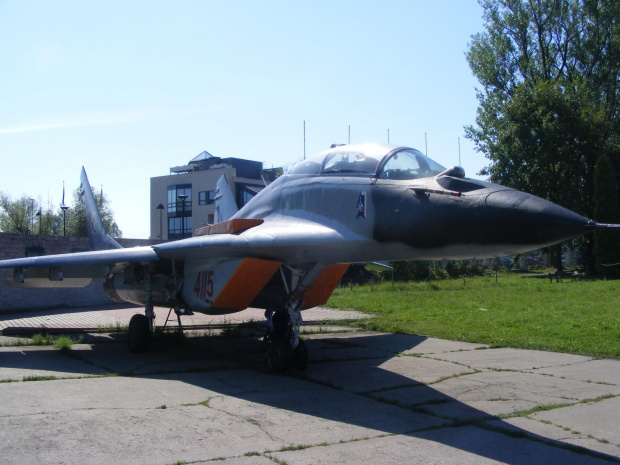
[266,340,292,373]
[292,339,308,371]
[128,314,151,353]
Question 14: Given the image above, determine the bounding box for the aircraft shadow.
[1,331,614,464]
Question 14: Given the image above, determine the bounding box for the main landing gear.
[128,313,151,352]
[264,306,308,372]
[128,269,156,353]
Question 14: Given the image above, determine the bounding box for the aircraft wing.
[153,217,365,266]
[0,218,360,281]
[0,246,159,271]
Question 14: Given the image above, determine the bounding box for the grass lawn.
[325,274,620,359]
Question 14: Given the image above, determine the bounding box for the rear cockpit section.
[287,143,447,180]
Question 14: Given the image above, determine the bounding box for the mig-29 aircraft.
[1,143,617,371]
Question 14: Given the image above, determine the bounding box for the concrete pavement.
[0,310,618,464]
[0,304,370,333]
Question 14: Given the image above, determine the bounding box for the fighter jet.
[1,143,617,370]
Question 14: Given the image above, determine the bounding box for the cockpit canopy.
[288,143,446,180]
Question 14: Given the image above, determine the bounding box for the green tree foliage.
[0,195,59,235]
[593,155,620,274]
[466,0,620,217]
[0,187,121,238]
[64,187,122,238]
[389,260,485,282]
[0,194,34,234]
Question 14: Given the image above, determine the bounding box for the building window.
[208,214,214,224]
[168,184,192,240]
[237,184,259,208]
[199,190,215,205]
[167,184,192,215]
[168,216,192,240]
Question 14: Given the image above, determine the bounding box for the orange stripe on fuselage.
[195,219,263,236]
[302,264,350,309]
[212,258,281,310]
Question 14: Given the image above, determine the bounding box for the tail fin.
[214,175,239,223]
[80,167,122,250]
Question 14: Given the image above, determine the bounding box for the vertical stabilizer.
[214,175,239,223]
[80,167,122,250]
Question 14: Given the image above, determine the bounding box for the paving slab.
[0,345,108,380]
[66,337,266,375]
[207,388,445,444]
[401,337,491,354]
[489,416,620,460]
[531,395,620,446]
[270,426,615,465]
[429,369,620,404]
[0,401,284,465]
[531,359,620,385]
[435,347,593,371]
[373,369,620,420]
[305,331,488,356]
[303,355,475,393]
[308,341,392,362]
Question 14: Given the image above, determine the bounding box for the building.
[150,151,278,240]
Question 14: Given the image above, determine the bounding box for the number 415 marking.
[194,270,214,299]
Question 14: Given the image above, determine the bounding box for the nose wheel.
[264,309,308,372]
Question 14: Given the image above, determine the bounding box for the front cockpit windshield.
[287,144,446,179]
[378,149,446,180]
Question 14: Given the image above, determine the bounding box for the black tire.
[128,314,151,353]
[292,339,308,371]
[266,340,291,373]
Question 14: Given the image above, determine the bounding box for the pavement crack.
[426,370,481,385]
[204,396,285,445]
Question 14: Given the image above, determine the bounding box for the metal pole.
[61,181,68,236]
[182,199,185,238]
[178,194,188,239]
[303,120,306,160]
[29,198,34,234]
[156,203,164,240]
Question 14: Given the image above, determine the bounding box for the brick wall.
[0,233,160,313]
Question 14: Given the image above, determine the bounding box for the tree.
[466,0,620,217]
[593,155,620,274]
[0,187,121,238]
[0,194,35,234]
[64,187,122,238]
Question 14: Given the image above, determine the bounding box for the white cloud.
[0,109,166,135]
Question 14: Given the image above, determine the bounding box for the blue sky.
[0,0,485,238]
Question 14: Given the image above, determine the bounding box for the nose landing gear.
[264,307,308,372]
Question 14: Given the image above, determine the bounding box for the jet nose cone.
[483,189,590,248]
